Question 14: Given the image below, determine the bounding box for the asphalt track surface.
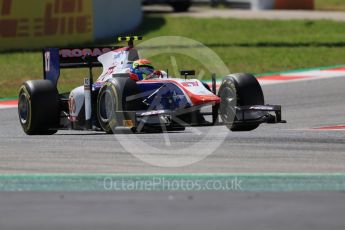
[1,77,345,174]
[1,191,345,230]
[1,76,345,229]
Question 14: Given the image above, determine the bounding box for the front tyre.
[218,73,264,132]
[18,80,59,135]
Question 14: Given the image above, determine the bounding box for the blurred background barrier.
[0,0,318,51]
[0,0,142,51]
[212,0,275,10]
[93,0,142,42]
[193,0,314,10]
[274,0,314,10]
[144,0,192,12]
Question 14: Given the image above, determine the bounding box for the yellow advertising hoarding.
[0,0,93,51]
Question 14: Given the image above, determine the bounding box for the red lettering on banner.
[42,3,58,35]
[0,0,16,37]
[76,16,89,33]
[77,0,82,12]
[0,0,92,38]
[54,0,60,14]
[0,19,17,36]
[17,18,29,37]
[34,0,91,36]
[1,0,12,15]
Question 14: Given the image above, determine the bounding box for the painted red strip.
[326,67,345,72]
[313,125,345,130]
[257,75,309,81]
[0,100,18,106]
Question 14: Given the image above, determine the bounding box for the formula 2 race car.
[18,36,285,135]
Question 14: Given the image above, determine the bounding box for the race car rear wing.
[42,46,118,86]
[43,36,143,86]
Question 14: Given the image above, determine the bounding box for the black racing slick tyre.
[218,73,264,132]
[18,80,59,135]
[96,76,139,134]
[97,82,122,134]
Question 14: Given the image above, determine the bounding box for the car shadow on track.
[54,129,186,136]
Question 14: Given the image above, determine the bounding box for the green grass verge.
[1,16,345,98]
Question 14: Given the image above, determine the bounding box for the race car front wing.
[232,105,286,125]
[116,104,286,130]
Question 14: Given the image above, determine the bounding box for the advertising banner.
[0,0,93,51]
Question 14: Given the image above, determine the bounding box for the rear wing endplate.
[42,47,119,86]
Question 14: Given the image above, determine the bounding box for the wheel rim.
[219,86,236,123]
[99,89,115,122]
[18,93,29,124]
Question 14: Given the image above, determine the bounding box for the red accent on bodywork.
[188,94,221,105]
[140,79,220,106]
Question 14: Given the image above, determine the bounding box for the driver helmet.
[130,59,154,80]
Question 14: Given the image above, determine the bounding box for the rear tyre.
[97,82,122,134]
[18,80,59,135]
[218,73,264,132]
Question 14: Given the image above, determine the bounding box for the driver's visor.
[137,66,154,75]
